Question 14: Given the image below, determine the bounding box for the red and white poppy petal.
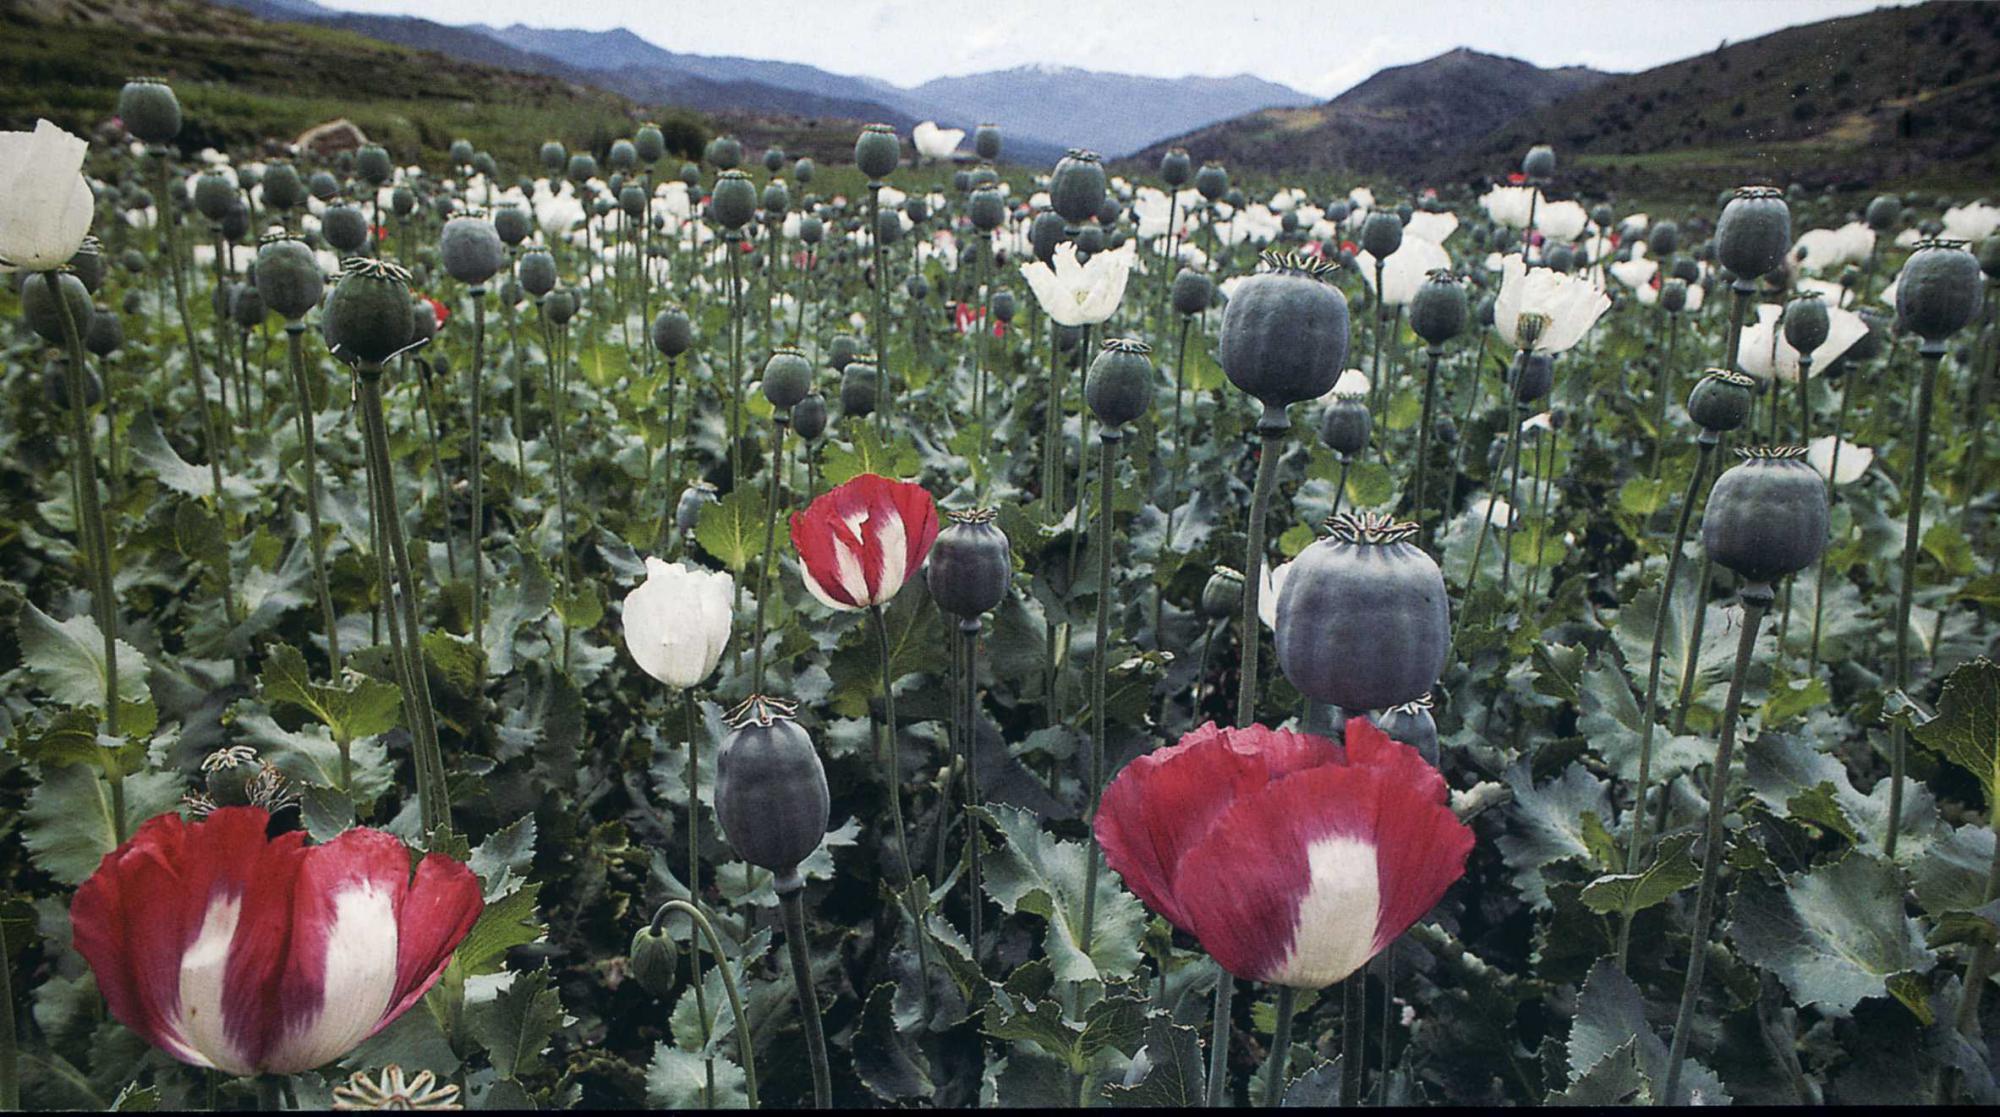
[383,852,484,1023]
[255,827,413,1074]
[1168,765,1385,987]
[791,500,867,609]
[881,476,940,580]
[1341,717,1451,805]
[1095,723,1339,931]
[1362,763,1475,958]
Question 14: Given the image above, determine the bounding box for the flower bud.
[676,480,719,534]
[628,926,678,998]
[1201,566,1245,619]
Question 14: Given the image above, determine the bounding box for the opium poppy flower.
[70,808,483,1076]
[790,472,939,611]
[1094,719,1472,988]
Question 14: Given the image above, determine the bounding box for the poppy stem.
[960,620,985,960]
[0,891,16,1110]
[1412,343,1445,551]
[285,323,341,671]
[468,287,487,696]
[871,604,933,1022]
[1809,372,1856,673]
[869,181,890,437]
[1650,311,1679,478]
[1885,345,1941,862]
[650,899,760,1110]
[1264,984,1296,1106]
[1206,974,1235,1107]
[1080,430,1120,954]
[1662,586,1769,1104]
[1237,424,1284,728]
[750,417,787,692]
[255,1075,284,1111]
[779,888,831,1108]
[51,280,121,760]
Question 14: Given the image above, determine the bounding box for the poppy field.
[2,77,1999,1111]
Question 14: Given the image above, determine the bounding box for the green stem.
[1080,430,1119,954]
[869,182,889,436]
[1341,971,1364,1102]
[960,621,985,960]
[468,287,487,682]
[1651,312,1679,478]
[255,1074,284,1112]
[1886,347,1940,861]
[871,604,932,1019]
[1237,423,1285,727]
[1661,588,1770,1104]
[1206,973,1235,1107]
[649,899,759,1110]
[0,884,17,1109]
[1264,984,1296,1106]
[1412,344,1444,550]
[286,324,342,669]
[727,235,745,484]
[682,693,711,1104]
[750,419,786,691]
[779,888,832,1108]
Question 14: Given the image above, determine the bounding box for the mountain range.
[207,0,1315,160]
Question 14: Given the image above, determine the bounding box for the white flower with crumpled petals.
[911,121,964,162]
[1479,185,1539,230]
[1805,436,1873,486]
[1735,302,1870,382]
[1019,241,1135,327]
[622,557,734,690]
[1536,199,1589,241]
[0,119,95,273]
[1790,222,1876,274]
[1356,237,1451,307]
[1493,254,1609,354]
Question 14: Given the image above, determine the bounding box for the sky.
[317,0,1917,99]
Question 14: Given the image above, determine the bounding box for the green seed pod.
[517,248,557,298]
[307,170,340,203]
[1649,220,1680,257]
[762,179,790,215]
[1701,447,1828,589]
[409,296,438,343]
[633,124,666,165]
[1509,350,1554,404]
[193,171,235,223]
[322,203,369,255]
[1073,223,1105,256]
[828,334,859,371]
[1051,149,1108,225]
[85,306,123,357]
[119,247,147,275]
[676,480,720,534]
[1865,194,1900,231]
[714,697,829,893]
[448,138,475,167]
[969,187,1005,232]
[473,152,498,179]
[1715,186,1791,282]
[792,392,828,441]
[841,358,878,416]
[874,205,904,246]
[494,201,532,246]
[1544,243,1575,273]
[678,162,701,188]
[255,236,324,321]
[762,346,813,410]
[974,123,1001,161]
[230,283,268,330]
[1275,513,1450,713]
[1361,211,1402,260]
[1522,144,1556,179]
[67,239,106,294]
[799,215,824,244]
[620,184,647,218]
[1086,338,1155,429]
[566,153,599,185]
[651,305,693,357]
[1319,395,1371,458]
[1660,277,1689,314]
[1409,269,1467,345]
[1171,269,1213,316]
[1030,211,1066,264]
[1194,161,1229,203]
[990,289,1016,323]
[855,124,900,180]
[705,134,744,170]
[926,507,1012,619]
[1686,368,1756,443]
[355,144,393,186]
[608,139,638,173]
[544,287,578,327]
[1161,147,1192,188]
[262,162,306,212]
[971,163,1000,190]
[1781,292,1829,355]
[1896,238,1984,342]
[1369,695,1439,766]
[1201,566,1245,620]
[793,157,815,184]
[439,214,505,286]
[42,355,98,411]
[539,142,567,174]
[1219,252,1351,428]
[712,170,756,231]
[117,78,181,144]
[324,259,415,365]
[21,271,92,346]
[202,746,264,808]
[628,926,678,998]
[762,146,785,174]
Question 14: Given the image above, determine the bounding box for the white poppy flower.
[1493,254,1609,354]
[622,557,734,689]
[1796,277,1853,309]
[1258,559,1294,631]
[1894,227,1924,248]
[1479,185,1539,230]
[912,121,964,162]
[1942,203,2000,244]
[1609,248,1659,290]
[1735,302,1869,382]
[0,119,95,272]
[1805,436,1873,486]
[1404,210,1458,244]
[1348,186,1375,213]
[1790,222,1876,274]
[1536,199,1589,241]
[1355,237,1451,307]
[1019,241,1135,326]
[1331,368,1370,398]
[1470,495,1516,529]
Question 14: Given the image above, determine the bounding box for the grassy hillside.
[1474,1,2000,194]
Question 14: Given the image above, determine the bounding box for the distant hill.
[1131,49,1609,178]
[1471,1,2000,193]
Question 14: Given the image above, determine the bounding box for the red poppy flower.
[1094,718,1472,988]
[70,808,483,1076]
[423,294,450,327]
[790,473,939,611]
[1340,240,1359,257]
[1506,172,1528,185]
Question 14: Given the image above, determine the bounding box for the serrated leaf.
[449,880,544,979]
[1909,658,2000,808]
[646,1042,747,1108]
[465,966,565,1079]
[1729,854,1936,1017]
[821,429,922,487]
[468,815,537,900]
[259,644,401,742]
[16,600,152,726]
[1101,1017,1205,1106]
[694,487,776,573]
[1497,761,1612,908]
[6,709,145,777]
[127,409,254,500]
[1580,831,1699,916]
[976,803,1145,983]
[855,982,934,1101]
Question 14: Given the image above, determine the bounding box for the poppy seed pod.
[193,171,236,223]
[1201,566,1245,619]
[709,170,756,231]
[255,237,323,321]
[991,289,1016,323]
[1224,187,1247,211]
[841,359,878,416]
[1686,368,1757,444]
[21,271,92,347]
[117,78,181,144]
[676,480,719,534]
[1095,195,1122,228]
[619,184,647,219]
[307,170,340,203]
[952,170,973,194]
[1648,220,1680,257]
[608,139,637,173]
[799,215,824,244]
[537,141,566,174]
[1660,277,1690,314]
[261,161,305,212]
[973,123,1001,160]
[762,346,813,410]
[792,392,828,441]
[1509,350,1554,404]
[68,241,106,294]
[906,274,929,300]
[1361,211,1403,260]
[493,202,532,246]
[1865,194,1900,231]
[1172,269,1213,316]
[793,157,815,184]
[517,248,557,299]
[1979,234,2000,280]
[714,697,829,894]
[855,124,900,180]
[678,162,701,188]
[543,288,577,326]
[1370,696,1440,766]
[1896,239,1984,342]
[43,355,98,411]
[1275,513,1450,713]
[1194,162,1229,203]
[926,508,1013,619]
[1701,447,1828,591]
[873,206,904,246]
[1543,243,1575,274]
[828,334,859,371]
[762,179,790,215]
[1074,224,1105,256]
[1086,338,1155,429]
[1161,147,1192,188]
[628,926,678,999]
[230,284,268,331]
[760,147,784,174]
[1781,292,1830,356]
[565,154,599,186]
[1219,252,1352,429]
[1030,210,1066,264]
[1522,144,1556,179]
[439,215,505,286]
[1715,186,1791,282]
[85,307,123,357]
[322,203,368,255]
[704,134,743,171]
[635,124,666,165]
[409,298,438,344]
[473,152,498,178]
[324,259,415,366]
[651,306,693,357]
[971,164,1000,189]
[1409,270,1468,345]
[969,187,1005,232]
[355,144,392,186]
[1320,395,1371,459]
[1051,149,1108,225]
